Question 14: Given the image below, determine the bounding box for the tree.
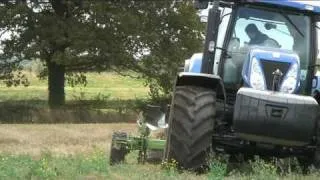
[129,1,203,100]
[0,0,203,107]
[0,0,84,107]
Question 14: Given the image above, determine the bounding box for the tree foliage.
[0,0,203,106]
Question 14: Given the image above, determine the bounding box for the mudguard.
[176,72,222,90]
[233,87,319,146]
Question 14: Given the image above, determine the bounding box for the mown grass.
[1,151,320,180]
[0,123,319,179]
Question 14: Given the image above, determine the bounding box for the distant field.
[0,72,149,123]
[0,72,149,102]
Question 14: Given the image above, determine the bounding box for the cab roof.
[250,0,320,14]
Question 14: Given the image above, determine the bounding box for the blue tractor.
[164,0,320,171]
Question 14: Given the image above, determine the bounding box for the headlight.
[280,63,298,93]
[250,57,266,90]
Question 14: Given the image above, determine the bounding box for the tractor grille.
[260,59,291,90]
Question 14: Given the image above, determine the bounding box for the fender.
[175,72,227,105]
[176,72,226,103]
[176,72,221,89]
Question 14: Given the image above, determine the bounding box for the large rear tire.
[165,86,216,171]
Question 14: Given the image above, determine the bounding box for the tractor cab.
[189,0,320,99]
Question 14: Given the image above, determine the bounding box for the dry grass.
[0,123,206,179]
[0,123,138,156]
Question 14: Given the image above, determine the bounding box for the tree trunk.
[46,0,68,108]
[48,60,65,108]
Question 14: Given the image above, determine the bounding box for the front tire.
[298,120,320,173]
[165,86,216,170]
[312,119,320,168]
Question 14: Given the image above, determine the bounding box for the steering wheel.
[262,38,281,48]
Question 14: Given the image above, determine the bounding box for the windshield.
[223,6,311,92]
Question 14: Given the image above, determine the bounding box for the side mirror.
[194,0,209,9]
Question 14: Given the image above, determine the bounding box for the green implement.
[109,131,166,165]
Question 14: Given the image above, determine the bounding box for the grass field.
[0,72,320,179]
[0,71,148,102]
[0,72,149,123]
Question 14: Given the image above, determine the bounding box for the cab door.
[312,17,320,97]
[212,7,232,75]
